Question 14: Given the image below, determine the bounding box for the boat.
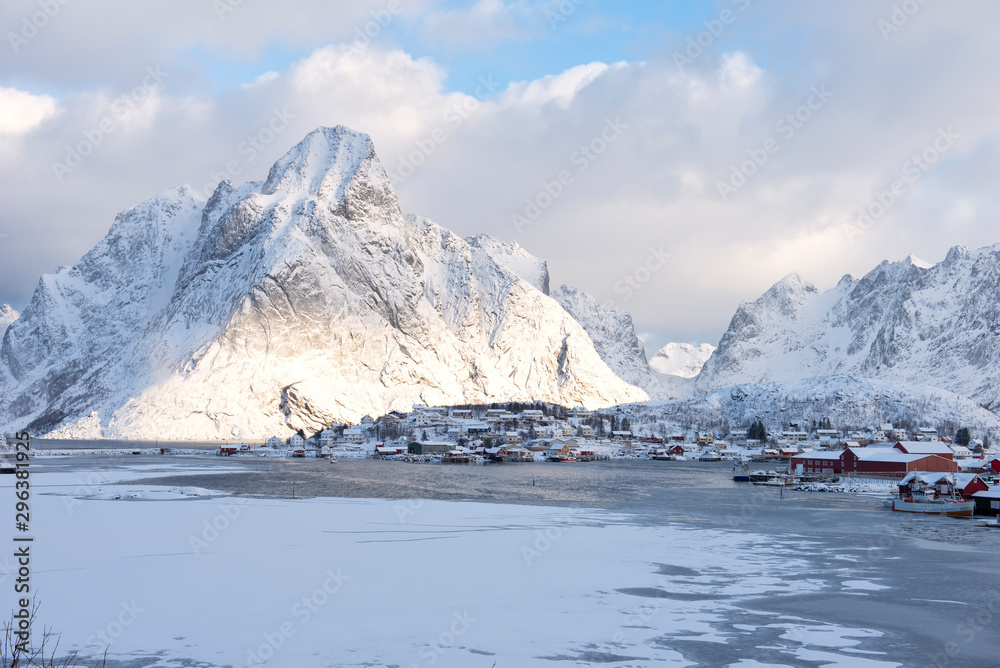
[892,497,974,516]
[557,455,578,463]
[752,473,798,487]
[891,476,974,517]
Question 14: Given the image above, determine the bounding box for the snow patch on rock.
[650,343,716,378]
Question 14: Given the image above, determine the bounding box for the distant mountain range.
[2,126,997,439]
[695,248,1000,412]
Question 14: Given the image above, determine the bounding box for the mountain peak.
[906,254,934,270]
[261,126,380,198]
[771,273,817,295]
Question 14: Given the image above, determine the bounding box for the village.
[208,403,1000,516]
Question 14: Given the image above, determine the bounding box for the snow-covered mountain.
[696,248,1000,411]
[0,126,648,439]
[649,342,715,378]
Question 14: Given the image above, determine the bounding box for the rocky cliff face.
[0,126,647,439]
[550,285,667,398]
[696,249,1000,411]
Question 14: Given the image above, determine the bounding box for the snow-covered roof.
[972,489,1000,500]
[955,473,984,488]
[791,451,843,460]
[850,448,926,463]
[900,471,955,486]
[895,441,952,455]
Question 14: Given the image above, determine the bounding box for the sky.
[1,0,999,356]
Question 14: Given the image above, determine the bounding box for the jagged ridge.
[696,248,1000,412]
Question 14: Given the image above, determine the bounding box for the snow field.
[0,463,908,667]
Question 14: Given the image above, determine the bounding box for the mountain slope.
[696,248,1000,411]
[550,285,666,398]
[650,343,715,378]
[630,376,1000,437]
[0,126,646,439]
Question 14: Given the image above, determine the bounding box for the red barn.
[843,448,959,476]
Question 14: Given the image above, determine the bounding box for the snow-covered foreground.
[8,463,908,667]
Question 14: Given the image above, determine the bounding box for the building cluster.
[235,410,997,471]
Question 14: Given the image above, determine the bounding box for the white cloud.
[2,1,1000,350]
[500,62,613,109]
[241,71,280,89]
[0,87,58,135]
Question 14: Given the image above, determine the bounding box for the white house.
[289,434,306,447]
[266,436,284,448]
[319,430,337,447]
[950,444,973,459]
[343,427,364,445]
[869,430,888,444]
[815,429,840,443]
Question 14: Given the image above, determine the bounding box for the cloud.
[2,0,1000,352]
[0,86,58,135]
[500,62,613,109]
